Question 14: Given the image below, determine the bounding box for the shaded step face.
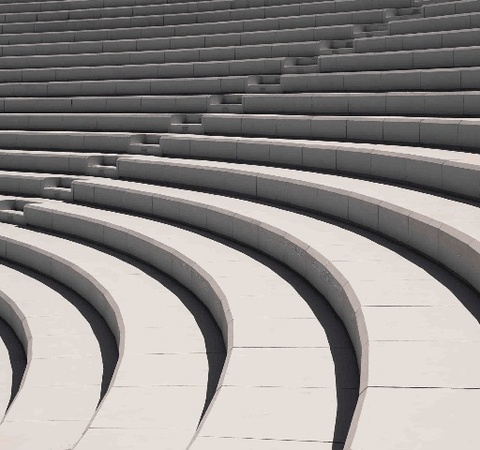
[0,199,28,225]
[207,94,244,113]
[169,114,205,134]
[247,75,283,93]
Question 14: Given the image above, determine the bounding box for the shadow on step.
[13,231,226,425]
[0,316,26,411]
[163,222,360,446]
[0,259,118,405]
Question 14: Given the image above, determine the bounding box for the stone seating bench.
[0,8,391,46]
[0,219,219,449]
[62,176,480,449]
[0,40,331,69]
[281,66,480,91]
[390,10,480,34]
[0,150,120,177]
[0,58,285,83]
[423,0,480,17]
[355,27,480,52]
[0,262,104,449]
[16,198,356,447]
[156,133,480,199]
[1,91,477,116]
[1,65,478,96]
[0,24,361,58]
[0,0,411,34]
[318,45,480,72]
[199,113,480,150]
[113,156,480,297]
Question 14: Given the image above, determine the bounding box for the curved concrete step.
[318,45,480,72]
[0,91,478,117]
[0,0,328,15]
[157,133,480,200]
[0,0,406,35]
[0,40,329,70]
[389,11,480,35]
[2,65,479,95]
[423,0,480,17]
[239,91,480,117]
[113,156,480,295]
[33,178,480,449]
[0,263,104,449]
[18,199,358,447]
[0,113,177,132]
[0,150,120,177]
[282,66,480,92]
[355,27,480,53]
[1,95,221,113]
[0,221,219,448]
[0,58,285,83]
[0,130,144,153]
[0,8,391,47]
[0,170,88,200]
[0,76,250,96]
[198,113,480,150]
[0,25,358,58]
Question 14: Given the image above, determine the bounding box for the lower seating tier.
[22,178,480,449]
[0,261,108,449]
[0,219,223,448]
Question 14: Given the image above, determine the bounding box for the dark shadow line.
[21,226,226,425]
[0,258,118,404]
[0,317,26,411]
[62,203,360,445]
[158,220,360,444]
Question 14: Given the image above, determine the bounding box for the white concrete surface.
[0,0,478,446]
[22,200,356,446]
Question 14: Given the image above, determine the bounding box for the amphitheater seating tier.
[0,0,479,448]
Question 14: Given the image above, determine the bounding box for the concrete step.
[0,219,220,449]
[67,174,480,449]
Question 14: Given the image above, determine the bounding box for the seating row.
[423,0,480,17]
[0,91,477,116]
[0,58,285,83]
[200,113,480,150]
[282,66,480,91]
[0,95,221,113]
[355,27,480,52]
[0,130,144,152]
[1,64,477,93]
[390,10,480,34]
[2,133,480,200]
[110,156,480,296]
[0,113,478,150]
[156,133,480,199]
[0,40,329,69]
[0,217,219,449]
[0,8,391,46]
[0,261,105,449]
[57,175,480,449]
[0,0,412,34]
[20,198,356,447]
[0,24,362,58]
[0,0,331,15]
[0,150,120,177]
[318,45,480,72]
